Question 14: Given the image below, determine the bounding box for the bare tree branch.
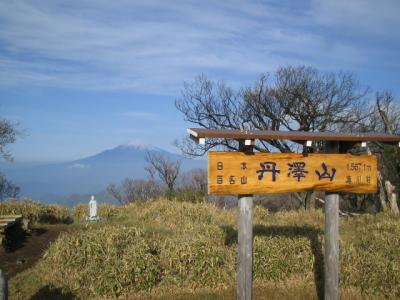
[0,118,20,161]
[107,179,163,204]
[145,151,181,194]
[176,66,370,155]
[0,173,20,201]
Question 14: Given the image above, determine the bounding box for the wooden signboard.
[208,152,377,195]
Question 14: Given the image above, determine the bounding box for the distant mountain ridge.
[73,142,170,165]
[1,142,205,205]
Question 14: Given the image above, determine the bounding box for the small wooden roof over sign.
[187,128,400,146]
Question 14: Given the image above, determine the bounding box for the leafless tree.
[180,168,207,194]
[145,151,181,195]
[0,116,20,200]
[0,173,20,201]
[373,91,400,134]
[175,65,371,209]
[342,91,400,135]
[349,91,400,213]
[176,66,369,156]
[0,118,20,161]
[107,178,163,204]
[174,168,208,203]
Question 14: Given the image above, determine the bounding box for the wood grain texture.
[208,152,377,195]
[237,195,253,300]
[189,128,400,143]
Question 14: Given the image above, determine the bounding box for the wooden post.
[0,269,8,300]
[237,141,253,300]
[324,141,340,300]
[237,194,253,300]
[324,192,339,300]
[193,128,398,300]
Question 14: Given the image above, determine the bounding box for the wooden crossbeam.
[188,128,400,144]
[0,215,23,233]
[0,215,22,219]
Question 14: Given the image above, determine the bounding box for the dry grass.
[72,203,121,221]
[0,198,69,224]
[8,199,400,299]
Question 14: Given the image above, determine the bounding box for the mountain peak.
[119,140,161,151]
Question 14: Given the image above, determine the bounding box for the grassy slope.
[9,199,400,299]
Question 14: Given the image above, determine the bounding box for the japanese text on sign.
[208,152,377,195]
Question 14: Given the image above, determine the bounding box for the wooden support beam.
[187,128,400,300]
[187,128,206,144]
[237,141,253,300]
[237,195,253,300]
[188,128,400,144]
[324,192,339,300]
[189,134,205,145]
[324,141,340,300]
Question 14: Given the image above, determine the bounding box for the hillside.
[1,142,205,204]
[8,200,400,299]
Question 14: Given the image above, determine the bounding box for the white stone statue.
[86,195,99,221]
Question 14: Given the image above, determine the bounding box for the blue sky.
[1,0,399,162]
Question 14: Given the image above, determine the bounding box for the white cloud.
[122,111,158,121]
[311,0,400,37]
[0,0,398,93]
[67,163,89,169]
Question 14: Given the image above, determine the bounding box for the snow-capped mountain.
[1,142,205,204]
